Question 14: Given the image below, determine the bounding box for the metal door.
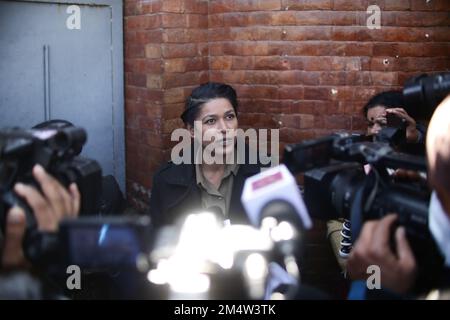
[0,0,125,191]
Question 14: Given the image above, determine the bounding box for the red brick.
[126,15,161,30]
[224,12,250,27]
[258,0,281,11]
[187,14,208,28]
[161,13,188,28]
[232,56,255,70]
[162,43,198,58]
[146,74,163,89]
[281,0,332,10]
[184,0,209,14]
[370,72,399,86]
[373,43,399,56]
[209,28,233,41]
[235,85,280,99]
[343,43,373,56]
[162,118,184,134]
[126,44,145,58]
[332,27,372,42]
[332,0,367,10]
[319,72,347,86]
[296,72,320,85]
[334,86,355,101]
[384,0,410,10]
[162,0,183,13]
[163,71,209,89]
[233,0,259,12]
[410,0,450,11]
[325,115,351,130]
[210,56,233,70]
[163,28,208,43]
[279,86,304,100]
[125,59,163,74]
[255,56,290,70]
[127,73,147,87]
[395,12,450,27]
[354,87,378,101]
[135,29,163,45]
[163,103,185,120]
[210,0,235,14]
[304,87,331,100]
[283,26,332,41]
[209,14,224,28]
[247,12,272,26]
[298,114,315,129]
[164,57,208,73]
[145,44,162,59]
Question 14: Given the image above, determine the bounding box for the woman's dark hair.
[363,90,404,118]
[181,82,238,126]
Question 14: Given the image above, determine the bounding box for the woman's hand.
[385,108,420,143]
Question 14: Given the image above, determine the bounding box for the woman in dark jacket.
[149,82,270,228]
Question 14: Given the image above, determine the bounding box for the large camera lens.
[48,128,86,155]
[330,167,365,219]
[403,72,450,119]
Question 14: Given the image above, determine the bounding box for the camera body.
[0,126,102,265]
[284,133,444,290]
[285,134,429,227]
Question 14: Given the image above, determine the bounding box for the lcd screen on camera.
[64,224,143,269]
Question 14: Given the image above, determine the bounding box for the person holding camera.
[347,95,450,299]
[0,165,80,298]
[149,82,271,228]
[364,90,425,144]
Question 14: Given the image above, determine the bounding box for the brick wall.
[124,0,450,211]
[124,0,209,210]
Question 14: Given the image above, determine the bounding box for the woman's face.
[367,106,387,136]
[189,98,238,157]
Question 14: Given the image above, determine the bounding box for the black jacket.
[148,147,268,228]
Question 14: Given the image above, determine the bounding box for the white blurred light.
[244,253,268,280]
[170,273,210,294]
[271,221,295,241]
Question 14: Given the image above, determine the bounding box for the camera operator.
[347,95,450,299]
[364,90,425,144]
[0,164,80,299]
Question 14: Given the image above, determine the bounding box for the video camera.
[373,72,450,153]
[284,133,429,241]
[0,126,102,266]
[283,72,450,291]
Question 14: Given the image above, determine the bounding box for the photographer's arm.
[1,165,80,268]
[14,164,80,231]
[347,214,417,295]
[1,207,28,269]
